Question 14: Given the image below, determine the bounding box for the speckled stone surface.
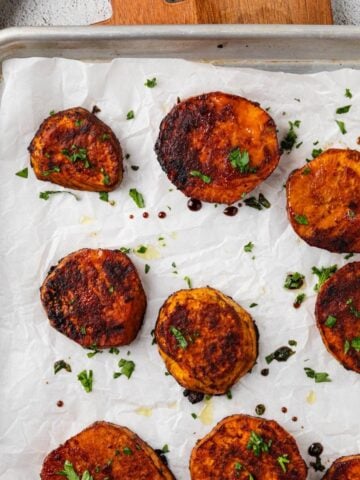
[0,0,359,27]
[0,0,112,28]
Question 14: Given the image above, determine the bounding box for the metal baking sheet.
[1,25,360,479]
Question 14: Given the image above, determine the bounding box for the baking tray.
[1,25,360,478]
[1,25,360,74]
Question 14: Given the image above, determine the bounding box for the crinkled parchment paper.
[0,58,360,479]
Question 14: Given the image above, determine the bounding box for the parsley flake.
[336,120,347,134]
[77,369,93,392]
[126,110,135,120]
[345,88,353,99]
[113,359,135,379]
[54,360,72,374]
[170,326,188,349]
[312,265,337,291]
[228,148,256,173]
[277,454,290,473]
[284,272,305,289]
[244,241,254,253]
[15,167,28,178]
[184,276,192,288]
[281,120,301,152]
[145,77,157,88]
[58,460,93,480]
[40,190,79,201]
[247,431,272,456]
[42,166,60,176]
[294,214,308,225]
[293,293,306,308]
[304,367,331,383]
[325,315,337,328]
[336,105,351,114]
[129,188,145,208]
[190,170,212,184]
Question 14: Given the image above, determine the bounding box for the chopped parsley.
[345,88,353,99]
[191,413,197,419]
[136,245,147,254]
[49,110,56,116]
[15,167,28,178]
[99,191,115,205]
[312,265,337,291]
[293,293,306,308]
[228,148,256,173]
[129,188,145,208]
[336,105,351,114]
[126,110,135,120]
[87,345,102,358]
[190,170,212,184]
[58,460,93,480]
[101,133,110,141]
[131,165,139,171]
[284,272,305,289]
[266,346,295,364]
[336,120,347,134]
[102,171,110,185]
[77,369,93,392]
[344,339,350,354]
[43,166,60,176]
[304,367,331,383]
[247,431,272,456]
[244,241,254,253]
[312,148,323,158]
[161,444,170,453]
[54,360,72,374]
[234,461,242,472]
[109,347,119,354]
[249,303,258,308]
[345,253,354,260]
[40,190,79,201]
[294,214,308,225]
[277,454,290,473]
[169,326,188,349]
[113,359,135,379]
[351,337,360,351]
[244,193,271,210]
[119,247,131,254]
[62,145,90,168]
[184,276,192,288]
[123,446,133,455]
[226,390,232,399]
[346,298,360,318]
[302,166,311,175]
[145,77,157,88]
[325,315,337,328]
[75,119,83,127]
[288,339,297,346]
[281,120,301,152]
[145,264,150,274]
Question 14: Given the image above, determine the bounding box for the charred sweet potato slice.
[41,421,175,479]
[155,92,280,204]
[315,261,360,373]
[29,107,123,191]
[286,149,360,253]
[155,287,258,395]
[40,248,146,348]
[322,454,360,479]
[190,414,307,480]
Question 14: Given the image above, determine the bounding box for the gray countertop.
[0,0,359,28]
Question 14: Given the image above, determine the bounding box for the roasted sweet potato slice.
[29,107,123,191]
[190,414,307,479]
[154,287,258,395]
[155,92,280,204]
[322,454,360,479]
[40,248,146,348]
[41,421,175,479]
[315,261,360,373]
[286,149,360,253]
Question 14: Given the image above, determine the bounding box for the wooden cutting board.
[100,0,333,25]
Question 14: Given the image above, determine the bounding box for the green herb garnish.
[351,337,360,351]
[346,298,360,318]
[87,345,102,358]
[312,148,323,158]
[123,446,133,455]
[109,347,119,354]
[265,346,295,364]
[249,303,258,308]
[184,276,192,288]
[345,253,354,260]
[304,367,331,383]
[336,105,351,114]
[62,145,90,167]
[54,360,72,374]
[15,167,28,178]
[244,193,271,210]
[99,191,115,205]
[75,119,83,127]
[57,460,93,480]
[129,188,145,208]
[190,170,212,184]
[101,133,110,141]
[113,359,135,379]
[284,272,305,289]
[247,431,272,457]
[119,247,131,254]
[281,120,301,152]
[294,293,306,308]
[136,245,147,254]
[43,166,60,176]
[40,190,79,201]
[170,326,188,349]
[77,370,93,392]
[191,413,197,419]
[161,444,170,453]
[244,241,254,253]
[294,214,308,225]
[228,148,256,173]
[145,264,150,274]
[145,78,157,88]
[336,120,347,134]
[126,110,135,120]
[312,265,337,291]
[325,315,337,328]
[277,454,290,473]
[345,88,353,99]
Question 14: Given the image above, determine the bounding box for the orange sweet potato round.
[322,454,360,479]
[155,92,280,204]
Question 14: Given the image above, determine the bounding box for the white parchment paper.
[0,58,360,479]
